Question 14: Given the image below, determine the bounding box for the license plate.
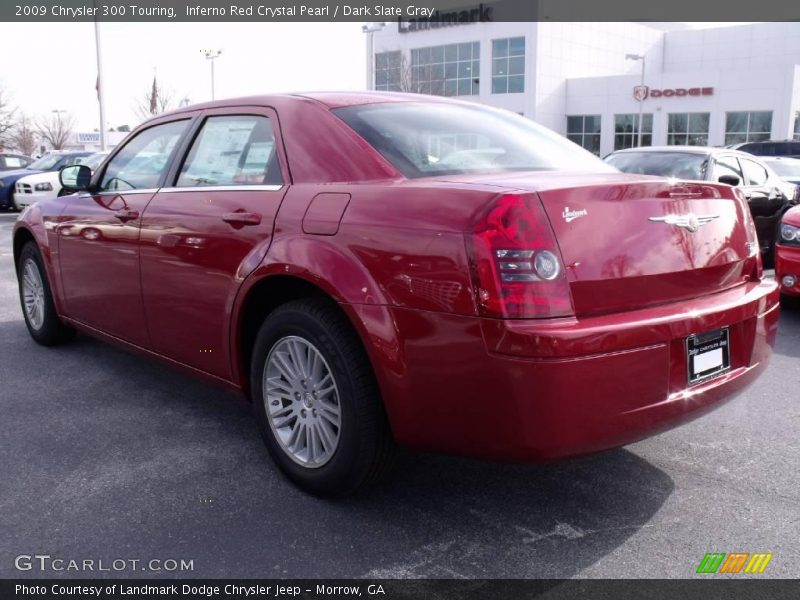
[686,327,731,385]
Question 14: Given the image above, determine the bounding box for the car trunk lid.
[445,172,756,316]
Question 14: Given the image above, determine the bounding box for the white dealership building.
[366,20,800,156]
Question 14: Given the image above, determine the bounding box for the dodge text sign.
[634,87,714,99]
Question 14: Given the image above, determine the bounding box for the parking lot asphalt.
[0,210,798,579]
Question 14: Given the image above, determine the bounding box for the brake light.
[733,187,763,280]
[467,194,574,318]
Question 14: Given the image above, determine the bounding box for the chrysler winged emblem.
[648,213,719,233]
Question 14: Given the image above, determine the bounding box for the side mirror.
[59,164,92,192]
[718,174,740,186]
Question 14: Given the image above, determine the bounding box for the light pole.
[361,23,386,90]
[204,50,222,100]
[626,53,646,147]
[93,1,106,150]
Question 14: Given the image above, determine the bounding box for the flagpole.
[93,2,107,150]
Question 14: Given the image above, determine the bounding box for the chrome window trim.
[94,188,160,196]
[158,185,283,193]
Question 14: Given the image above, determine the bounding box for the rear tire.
[251,298,394,496]
[17,242,75,346]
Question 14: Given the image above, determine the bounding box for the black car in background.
[605,146,793,266]
[729,140,800,158]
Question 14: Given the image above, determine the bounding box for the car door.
[738,156,786,253]
[138,108,289,379]
[712,154,770,251]
[58,118,193,345]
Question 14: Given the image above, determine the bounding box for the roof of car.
[608,146,755,158]
[730,140,799,146]
[761,156,800,162]
[159,91,455,118]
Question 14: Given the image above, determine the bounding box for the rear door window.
[740,158,769,186]
[713,155,744,183]
[4,156,25,168]
[176,115,282,187]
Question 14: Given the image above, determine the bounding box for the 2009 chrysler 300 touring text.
[13,93,779,495]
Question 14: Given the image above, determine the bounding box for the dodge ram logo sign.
[633,85,649,101]
[634,86,714,99]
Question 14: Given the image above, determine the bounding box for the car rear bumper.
[374,279,779,461]
[776,243,800,297]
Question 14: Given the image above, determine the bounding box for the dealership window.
[667,112,710,146]
[613,114,653,150]
[724,111,772,145]
[375,51,402,92]
[492,37,525,94]
[410,42,480,97]
[566,115,601,155]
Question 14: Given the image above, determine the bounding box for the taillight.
[467,194,574,318]
[734,187,762,280]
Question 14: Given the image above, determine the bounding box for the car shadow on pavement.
[0,320,673,579]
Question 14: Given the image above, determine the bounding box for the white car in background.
[14,151,109,210]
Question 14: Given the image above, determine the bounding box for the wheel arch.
[230,272,401,413]
[12,226,36,273]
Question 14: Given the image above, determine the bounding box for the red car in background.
[777,205,800,304]
[13,93,779,496]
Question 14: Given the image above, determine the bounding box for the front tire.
[251,298,394,496]
[17,242,75,345]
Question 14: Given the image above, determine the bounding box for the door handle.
[222,212,262,226]
[114,208,139,222]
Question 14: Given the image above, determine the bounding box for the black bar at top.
[3,0,800,22]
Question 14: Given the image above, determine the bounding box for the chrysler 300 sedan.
[14,93,780,495]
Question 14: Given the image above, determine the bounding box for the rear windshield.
[605,151,708,180]
[27,154,63,171]
[764,158,800,178]
[334,102,614,178]
[79,152,108,172]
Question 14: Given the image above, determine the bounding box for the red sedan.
[777,205,800,303]
[13,93,779,496]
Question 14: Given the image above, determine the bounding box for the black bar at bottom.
[2,579,799,600]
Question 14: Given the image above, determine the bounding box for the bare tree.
[36,111,75,150]
[10,113,37,156]
[135,76,173,122]
[0,88,16,145]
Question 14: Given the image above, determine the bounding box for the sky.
[0,21,750,134]
[0,22,367,132]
